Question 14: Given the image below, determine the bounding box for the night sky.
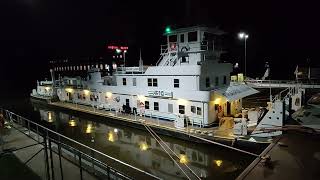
[0,0,319,98]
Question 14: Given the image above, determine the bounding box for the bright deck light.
[214,98,221,105]
[65,88,73,93]
[83,90,90,95]
[106,92,112,98]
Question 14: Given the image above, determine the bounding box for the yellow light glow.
[106,92,112,98]
[214,98,221,105]
[177,99,188,105]
[85,124,93,133]
[48,112,53,122]
[45,87,51,91]
[83,90,90,95]
[139,142,149,151]
[214,160,223,167]
[107,132,115,142]
[179,154,188,164]
[137,95,146,101]
[65,88,73,93]
[69,119,77,127]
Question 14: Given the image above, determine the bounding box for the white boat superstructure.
[35,26,259,127]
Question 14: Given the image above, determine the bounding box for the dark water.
[1,96,255,180]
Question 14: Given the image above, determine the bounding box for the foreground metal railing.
[0,108,161,180]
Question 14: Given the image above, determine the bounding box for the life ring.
[181,46,190,52]
[170,43,177,51]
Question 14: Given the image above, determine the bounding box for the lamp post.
[238,32,249,77]
[116,49,127,69]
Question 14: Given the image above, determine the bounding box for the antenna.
[139,48,143,72]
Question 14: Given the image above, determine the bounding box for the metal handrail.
[156,48,168,66]
[0,108,161,180]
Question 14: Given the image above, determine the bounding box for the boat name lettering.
[148,90,172,97]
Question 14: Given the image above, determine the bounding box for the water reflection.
[32,102,253,179]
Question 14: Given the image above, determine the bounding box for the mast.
[139,48,143,72]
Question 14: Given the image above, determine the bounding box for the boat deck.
[49,101,235,140]
[237,131,320,180]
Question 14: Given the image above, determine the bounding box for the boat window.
[191,106,196,113]
[154,102,159,111]
[223,75,227,85]
[215,76,219,86]
[180,34,185,43]
[145,101,149,109]
[148,78,152,86]
[169,35,177,42]
[205,77,210,88]
[188,31,197,42]
[179,105,185,114]
[133,78,137,86]
[174,79,179,88]
[168,103,173,113]
[122,78,127,85]
[197,107,202,115]
[153,78,158,87]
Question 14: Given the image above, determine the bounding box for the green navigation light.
[165,26,171,34]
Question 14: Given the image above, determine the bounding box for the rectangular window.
[154,102,159,111]
[205,77,210,88]
[180,34,185,43]
[126,99,130,106]
[197,107,202,115]
[223,76,227,85]
[191,106,196,113]
[145,101,149,109]
[169,35,177,42]
[174,79,179,88]
[168,103,173,113]
[179,105,185,114]
[148,78,152,87]
[215,76,219,86]
[153,78,158,87]
[122,78,127,85]
[188,31,198,42]
[133,78,137,86]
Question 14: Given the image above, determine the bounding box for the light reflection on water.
[14,99,255,179]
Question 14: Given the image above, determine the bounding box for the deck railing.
[0,108,162,180]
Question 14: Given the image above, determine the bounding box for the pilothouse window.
[180,34,185,43]
[169,35,177,42]
[188,31,198,42]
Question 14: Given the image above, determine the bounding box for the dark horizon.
[1,0,320,97]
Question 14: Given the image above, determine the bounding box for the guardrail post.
[79,151,83,180]
[48,138,55,180]
[57,137,64,180]
[107,166,111,180]
[43,135,51,180]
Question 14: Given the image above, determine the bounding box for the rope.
[146,125,201,180]
[186,133,260,157]
[143,124,191,180]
